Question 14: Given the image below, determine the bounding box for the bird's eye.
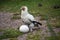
[22,8,25,11]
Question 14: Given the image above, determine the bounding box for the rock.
[53,5,60,9]
[38,3,42,7]
[19,25,29,33]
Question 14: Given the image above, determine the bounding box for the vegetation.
[0,28,23,39]
[0,0,60,27]
[0,0,60,40]
[27,30,41,40]
[11,14,21,19]
[45,36,60,40]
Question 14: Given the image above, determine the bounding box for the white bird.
[20,6,42,31]
[19,25,29,32]
[20,6,35,24]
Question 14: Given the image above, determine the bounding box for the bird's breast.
[21,16,31,24]
[23,19,31,24]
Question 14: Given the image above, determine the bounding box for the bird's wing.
[26,14,35,21]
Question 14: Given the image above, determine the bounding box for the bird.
[20,6,42,31]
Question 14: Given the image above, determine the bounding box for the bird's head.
[20,6,28,11]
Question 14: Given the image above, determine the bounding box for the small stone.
[38,3,42,7]
[53,5,60,9]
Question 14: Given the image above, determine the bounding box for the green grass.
[0,0,60,20]
[26,30,41,40]
[9,38,18,40]
[0,0,60,16]
[11,15,21,19]
[0,28,23,39]
[45,36,60,40]
[27,34,40,40]
[45,32,60,40]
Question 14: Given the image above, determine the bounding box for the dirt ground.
[0,12,60,40]
[0,12,22,29]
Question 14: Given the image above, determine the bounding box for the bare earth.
[0,12,60,40]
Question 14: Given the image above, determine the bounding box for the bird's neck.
[21,10,29,16]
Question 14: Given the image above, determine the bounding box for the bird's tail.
[28,19,42,26]
[31,21,42,26]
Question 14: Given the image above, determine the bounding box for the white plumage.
[19,25,29,32]
[20,6,42,32]
[21,6,35,24]
[29,23,34,31]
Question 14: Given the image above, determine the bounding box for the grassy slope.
[0,0,60,27]
[0,0,60,40]
[0,0,60,18]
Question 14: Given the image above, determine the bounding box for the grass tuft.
[0,28,23,39]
